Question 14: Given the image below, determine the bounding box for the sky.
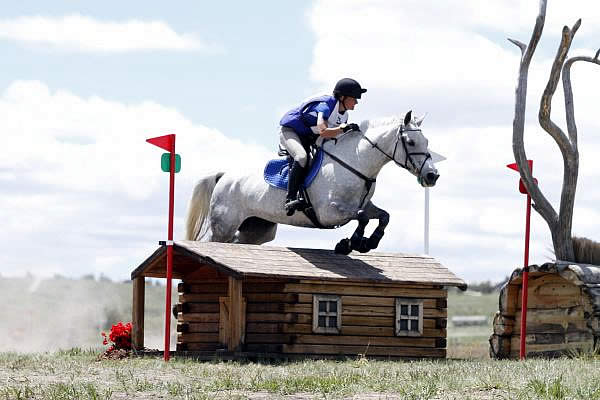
[1,0,599,283]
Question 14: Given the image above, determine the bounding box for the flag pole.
[424,187,430,254]
[164,136,176,361]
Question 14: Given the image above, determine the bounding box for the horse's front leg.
[363,201,390,251]
[334,208,376,254]
[334,209,369,255]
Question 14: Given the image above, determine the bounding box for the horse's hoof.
[367,237,380,250]
[334,238,352,255]
[358,238,371,253]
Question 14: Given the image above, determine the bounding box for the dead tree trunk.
[509,0,600,262]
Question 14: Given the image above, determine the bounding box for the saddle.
[263,145,323,190]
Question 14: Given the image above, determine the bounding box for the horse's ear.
[403,111,412,126]
[415,113,426,127]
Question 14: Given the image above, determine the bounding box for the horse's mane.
[359,116,403,133]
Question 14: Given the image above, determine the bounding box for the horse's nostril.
[427,172,438,183]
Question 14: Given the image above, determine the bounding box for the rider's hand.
[342,123,360,133]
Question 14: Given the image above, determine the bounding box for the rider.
[279,78,367,216]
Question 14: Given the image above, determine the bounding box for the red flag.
[507,160,533,172]
[147,134,175,152]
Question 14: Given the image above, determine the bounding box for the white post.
[424,187,430,254]
[425,150,446,256]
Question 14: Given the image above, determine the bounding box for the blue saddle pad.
[264,149,324,190]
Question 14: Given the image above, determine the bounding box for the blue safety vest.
[279,95,338,136]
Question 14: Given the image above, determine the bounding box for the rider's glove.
[342,123,360,133]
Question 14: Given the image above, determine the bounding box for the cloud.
[0,15,221,53]
[0,81,270,279]
[306,1,600,282]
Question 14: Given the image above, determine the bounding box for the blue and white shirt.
[280,94,348,137]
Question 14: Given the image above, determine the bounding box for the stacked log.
[490,271,596,358]
[177,277,449,358]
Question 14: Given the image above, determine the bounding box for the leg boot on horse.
[284,161,307,216]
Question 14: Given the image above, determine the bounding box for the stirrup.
[284,198,305,216]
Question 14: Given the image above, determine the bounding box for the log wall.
[177,277,449,358]
[490,272,597,358]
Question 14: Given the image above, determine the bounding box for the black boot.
[284,161,306,216]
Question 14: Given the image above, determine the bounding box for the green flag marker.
[161,153,181,173]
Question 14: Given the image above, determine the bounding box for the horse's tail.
[185,172,225,240]
[573,236,600,266]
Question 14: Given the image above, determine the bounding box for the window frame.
[312,294,342,334]
[395,298,424,337]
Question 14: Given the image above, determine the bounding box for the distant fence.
[451,315,487,327]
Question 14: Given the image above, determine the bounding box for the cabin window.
[395,298,423,336]
[312,295,341,334]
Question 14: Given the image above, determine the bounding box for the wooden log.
[499,284,519,316]
[179,282,228,293]
[177,333,220,343]
[219,297,229,346]
[246,323,313,334]
[183,303,220,313]
[178,342,221,351]
[489,334,511,359]
[510,331,593,347]
[246,303,311,314]
[284,283,446,298]
[509,340,593,357]
[296,294,443,308]
[246,313,312,324]
[177,313,219,323]
[179,293,222,303]
[517,288,584,309]
[281,344,445,358]
[179,322,219,333]
[492,312,515,336]
[245,333,439,347]
[245,293,298,303]
[132,276,145,350]
[244,322,445,337]
[513,320,589,334]
[228,277,244,351]
[515,306,586,325]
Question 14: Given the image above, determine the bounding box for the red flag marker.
[506,160,536,360]
[147,134,176,361]
[147,134,174,152]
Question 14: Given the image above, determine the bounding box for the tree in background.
[509,0,599,263]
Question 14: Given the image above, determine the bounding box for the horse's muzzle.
[423,171,439,187]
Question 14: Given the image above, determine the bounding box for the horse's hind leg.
[234,217,278,244]
[205,207,242,243]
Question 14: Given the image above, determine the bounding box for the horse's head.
[395,111,439,187]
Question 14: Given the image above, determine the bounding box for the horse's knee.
[379,211,390,226]
[357,209,369,225]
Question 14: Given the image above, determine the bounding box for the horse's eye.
[407,138,415,146]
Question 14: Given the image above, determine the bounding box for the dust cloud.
[0,276,177,353]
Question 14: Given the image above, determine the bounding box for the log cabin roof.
[505,261,600,315]
[132,241,467,290]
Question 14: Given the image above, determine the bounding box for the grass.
[4,277,589,398]
[2,350,600,399]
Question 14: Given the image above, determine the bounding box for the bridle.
[362,124,432,177]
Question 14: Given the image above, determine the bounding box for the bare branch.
[508,38,527,54]
[512,0,558,233]
[538,23,578,153]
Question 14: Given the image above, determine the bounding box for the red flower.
[101,321,132,351]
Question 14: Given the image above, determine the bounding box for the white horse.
[185,111,439,254]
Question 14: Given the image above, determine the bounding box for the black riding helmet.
[333,78,367,99]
